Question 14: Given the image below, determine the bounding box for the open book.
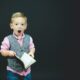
[16,52,36,69]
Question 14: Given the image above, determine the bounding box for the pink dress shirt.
[1,33,35,76]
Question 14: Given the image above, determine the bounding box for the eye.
[21,24,23,25]
[15,23,18,25]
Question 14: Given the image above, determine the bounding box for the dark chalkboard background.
[0,0,73,80]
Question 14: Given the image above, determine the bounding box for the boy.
[0,12,35,80]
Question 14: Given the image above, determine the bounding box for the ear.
[24,24,27,30]
[10,23,13,29]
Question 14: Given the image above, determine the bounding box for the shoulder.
[25,34,32,39]
[25,34,34,42]
[2,34,13,42]
[1,35,10,45]
[2,35,10,41]
[7,34,13,38]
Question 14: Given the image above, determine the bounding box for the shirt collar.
[13,32,25,40]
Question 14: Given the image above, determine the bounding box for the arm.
[28,47,35,58]
[1,50,16,57]
[0,37,16,57]
[28,37,35,58]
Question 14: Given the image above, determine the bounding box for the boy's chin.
[18,32,23,36]
[15,32,23,36]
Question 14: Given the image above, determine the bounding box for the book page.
[16,52,36,69]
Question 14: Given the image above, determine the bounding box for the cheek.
[12,27,18,31]
[24,26,27,30]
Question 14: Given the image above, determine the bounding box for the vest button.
[21,50,23,52]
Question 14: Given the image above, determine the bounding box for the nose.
[18,24,22,28]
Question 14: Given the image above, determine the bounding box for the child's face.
[10,17,27,36]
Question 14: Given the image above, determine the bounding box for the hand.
[9,51,16,57]
[28,48,35,58]
[28,52,34,58]
[1,50,16,57]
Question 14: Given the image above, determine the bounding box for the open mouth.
[18,30,22,33]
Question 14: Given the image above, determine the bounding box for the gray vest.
[7,34,30,72]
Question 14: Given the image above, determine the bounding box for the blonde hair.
[10,12,27,23]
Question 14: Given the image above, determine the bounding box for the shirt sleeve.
[29,37,35,50]
[1,37,10,50]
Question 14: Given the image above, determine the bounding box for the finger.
[11,51,16,56]
[9,52,15,56]
[13,52,16,56]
